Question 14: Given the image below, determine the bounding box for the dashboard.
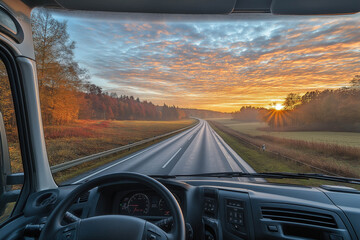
[22,179,360,240]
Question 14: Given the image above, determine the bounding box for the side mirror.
[0,112,23,217]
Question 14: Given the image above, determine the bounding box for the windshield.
[31,9,360,186]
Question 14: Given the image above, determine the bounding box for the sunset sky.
[52,12,360,112]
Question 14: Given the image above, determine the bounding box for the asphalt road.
[69,119,256,184]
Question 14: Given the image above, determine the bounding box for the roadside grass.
[45,119,195,167]
[53,131,184,184]
[8,119,196,178]
[210,119,360,178]
[209,122,360,189]
[213,119,360,147]
[259,135,360,161]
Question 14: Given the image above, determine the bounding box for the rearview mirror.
[271,0,360,15]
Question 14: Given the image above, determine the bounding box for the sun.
[275,103,284,110]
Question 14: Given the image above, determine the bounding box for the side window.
[0,59,23,223]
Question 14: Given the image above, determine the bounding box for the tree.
[350,75,360,89]
[32,9,86,124]
[0,62,16,139]
[232,106,265,122]
[283,93,301,110]
[301,90,320,105]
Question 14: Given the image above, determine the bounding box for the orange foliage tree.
[32,9,86,124]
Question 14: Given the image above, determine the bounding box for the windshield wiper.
[151,172,360,185]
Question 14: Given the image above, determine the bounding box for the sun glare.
[275,104,284,111]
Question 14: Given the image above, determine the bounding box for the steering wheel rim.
[39,172,186,240]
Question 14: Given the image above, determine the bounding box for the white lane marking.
[162,148,182,169]
[73,145,157,184]
[73,122,200,184]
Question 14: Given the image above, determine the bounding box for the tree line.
[78,83,186,121]
[279,76,360,131]
[232,76,360,132]
[31,9,186,125]
[232,106,267,122]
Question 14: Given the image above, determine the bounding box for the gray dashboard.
[14,179,360,240]
[65,179,360,240]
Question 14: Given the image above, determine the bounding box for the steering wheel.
[39,172,186,240]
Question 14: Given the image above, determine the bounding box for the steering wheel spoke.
[56,221,80,240]
[144,221,170,240]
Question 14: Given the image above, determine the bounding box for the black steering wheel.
[39,172,186,240]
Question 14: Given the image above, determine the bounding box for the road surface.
[69,119,256,184]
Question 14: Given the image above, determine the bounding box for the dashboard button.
[267,225,278,232]
[148,234,157,240]
[62,230,75,240]
[329,234,343,240]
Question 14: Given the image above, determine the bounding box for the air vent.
[79,191,90,202]
[74,191,90,203]
[261,207,337,228]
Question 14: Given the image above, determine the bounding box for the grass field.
[209,120,360,178]
[209,122,360,189]
[9,119,196,175]
[52,129,188,184]
[44,119,196,166]
[210,118,360,147]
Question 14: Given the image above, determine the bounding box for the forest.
[232,106,267,122]
[277,77,360,131]
[232,76,360,132]
[31,10,187,125]
[78,83,186,121]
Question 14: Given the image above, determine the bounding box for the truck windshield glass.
[31,9,360,186]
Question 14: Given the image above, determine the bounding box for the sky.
[52,11,360,112]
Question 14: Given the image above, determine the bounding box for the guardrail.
[50,121,198,173]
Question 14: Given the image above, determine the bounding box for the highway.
[69,119,256,184]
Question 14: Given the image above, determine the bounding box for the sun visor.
[55,0,237,14]
[271,0,360,15]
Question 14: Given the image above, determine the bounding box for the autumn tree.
[284,93,301,110]
[31,10,187,123]
[0,62,17,140]
[266,77,360,131]
[232,106,266,122]
[31,9,86,124]
[350,75,360,89]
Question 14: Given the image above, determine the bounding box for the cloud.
[55,12,360,112]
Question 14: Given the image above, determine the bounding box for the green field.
[209,119,360,178]
[211,118,360,147]
[209,122,360,189]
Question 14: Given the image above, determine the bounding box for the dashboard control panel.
[226,199,245,233]
[204,197,217,218]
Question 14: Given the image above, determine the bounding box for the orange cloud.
[64,13,360,112]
